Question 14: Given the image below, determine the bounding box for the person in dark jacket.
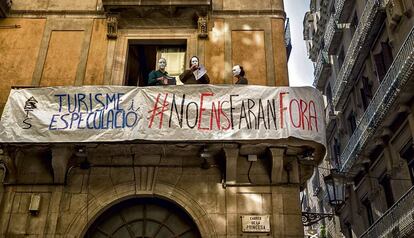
[148,58,175,86]
[179,56,210,84]
[232,65,248,85]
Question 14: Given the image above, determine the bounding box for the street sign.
[241,215,270,233]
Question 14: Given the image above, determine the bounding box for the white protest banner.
[0,85,326,147]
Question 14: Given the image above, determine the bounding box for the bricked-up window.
[362,199,374,226]
[379,174,395,209]
[373,41,393,82]
[400,138,414,185]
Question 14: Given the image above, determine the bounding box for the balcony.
[324,16,343,55]
[335,0,356,23]
[360,186,414,238]
[313,50,332,89]
[0,0,11,17]
[339,25,414,172]
[332,0,386,109]
[310,1,331,58]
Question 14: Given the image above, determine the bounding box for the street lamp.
[324,169,346,209]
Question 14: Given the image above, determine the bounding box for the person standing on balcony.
[179,56,210,84]
[232,65,248,84]
[148,58,176,86]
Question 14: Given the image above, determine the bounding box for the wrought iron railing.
[339,25,414,172]
[313,50,330,87]
[334,0,346,19]
[332,0,383,108]
[323,16,337,54]
[360,186,414,238]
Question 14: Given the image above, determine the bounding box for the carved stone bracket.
[106,13,119,39]
[223,146,239,185]
[269,147,285,183]
[51,145,74,184]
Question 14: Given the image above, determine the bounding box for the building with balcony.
[0,0,326,237]
[303,0,414,237]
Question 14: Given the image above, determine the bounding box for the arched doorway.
[84,197,202,238]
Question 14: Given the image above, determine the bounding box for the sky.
[284,0,314,87]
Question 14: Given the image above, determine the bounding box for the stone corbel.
[223,145,239,185]
[269,147,286,184]
[106,13,119,39]
[51,145,74,184]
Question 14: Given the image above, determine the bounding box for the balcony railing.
[335,0,357,23]
[313,50,331,88]
[323,16,341,55]
[360,186,414,238]
[339,25,414,172]
[332,0,385,109]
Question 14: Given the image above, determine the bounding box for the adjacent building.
[303,0,414,237]
[0,0,327,237]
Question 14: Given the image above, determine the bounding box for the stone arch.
[64,181,217,238]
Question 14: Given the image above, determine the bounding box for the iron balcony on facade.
[332,0,387,109]
[339,24,414,172]
[0,0,11,17]
[313,50,331,89]
[324,15,343,55]
[360,186,414,238]
[335,0,356,23]
[310,0,330,58]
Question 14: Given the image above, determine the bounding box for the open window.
[125,39,187,86]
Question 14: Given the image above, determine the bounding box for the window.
[333,137,341,168]
[360,76,373,110]
[347,111,357,134]
[373,41,393,82]
[326,83,333,104]
[85,197,201,238]
[345,222,353,238]
[338,47,345,71]
[350,12,359,37]
[400,139,414,185]
[125,40,187,86]
[362,199,374,226]
[379,174,395,209]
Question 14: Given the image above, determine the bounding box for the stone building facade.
[303,0,414,237]
[0,0,324,237]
